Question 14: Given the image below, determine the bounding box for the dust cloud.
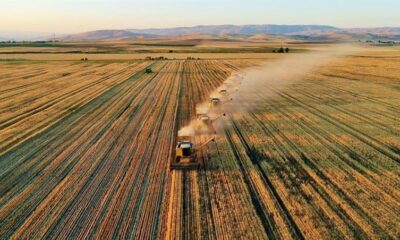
[224,45,358,114]
[178,44,359,137]
[178,119,214,136]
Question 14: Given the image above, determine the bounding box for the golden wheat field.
[0,45,399,239]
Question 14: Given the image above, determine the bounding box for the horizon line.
[1,23,399,36]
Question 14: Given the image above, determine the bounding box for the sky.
[1,0,400,34]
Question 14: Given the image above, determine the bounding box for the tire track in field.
[0,63,163,238]
[264,96,400,200]
[244,111,390,239]
[276,91,400,164]
[0,63,151,156]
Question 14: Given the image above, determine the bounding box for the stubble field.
[0,46,399,239]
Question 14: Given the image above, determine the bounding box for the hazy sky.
[2,0,400,33]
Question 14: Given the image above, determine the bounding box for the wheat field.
[0,47,399,239]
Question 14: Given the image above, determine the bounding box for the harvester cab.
[176,140,194,160]
[210,97,220,106]
[219,89,227,95]
[171,136,198,170]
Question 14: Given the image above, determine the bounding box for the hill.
[125,24,338,36]
[60,30,157,41]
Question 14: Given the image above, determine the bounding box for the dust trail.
[178,45,360,137]
[224,45,359,114]
[178,119,214,136]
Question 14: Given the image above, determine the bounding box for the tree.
[285,47,290,53]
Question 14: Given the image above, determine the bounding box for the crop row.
[165,53,399,239]
[0,59,250,239]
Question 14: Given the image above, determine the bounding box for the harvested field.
[0,59,254,239]
[0,52,281,61]
[0,49,399,239]
[165,50,400,239]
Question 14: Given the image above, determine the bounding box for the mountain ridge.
[2,24,400,41]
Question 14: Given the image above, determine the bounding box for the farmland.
[164,49,400,239]
[0,44,399,239]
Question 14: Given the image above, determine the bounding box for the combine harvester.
[209,95,234,109]
[171,76,240,170]
[170,112,227,170]
[219,89,227,95]
[170,136,215,170]
[197,114,211,125]
[210,87,238,108]
[210,97,220,106]
[196,112,226,127]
